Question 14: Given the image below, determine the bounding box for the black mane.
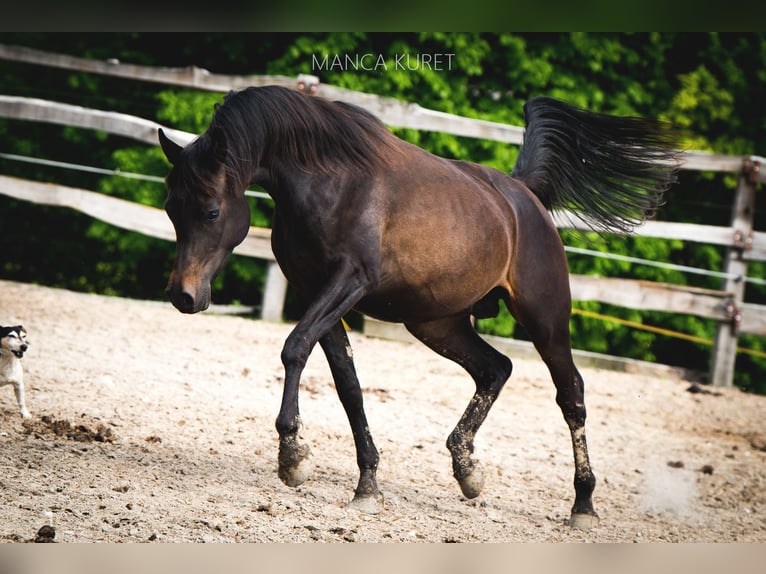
[209,86,395,185]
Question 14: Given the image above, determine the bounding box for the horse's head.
[159,128,251,314]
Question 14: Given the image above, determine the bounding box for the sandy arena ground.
[0,279,764,542]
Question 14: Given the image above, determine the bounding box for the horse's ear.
[158,128,183,165]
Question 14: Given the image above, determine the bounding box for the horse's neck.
[257,166,337,212]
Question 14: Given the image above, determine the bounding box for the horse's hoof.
[569,512,600,530]
[278,455,315,488]
[457,462,485,499]
[348,492,384,515]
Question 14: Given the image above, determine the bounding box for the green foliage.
[476,300,516,339]
[2,33,766,392]
[736,336,766,394]
[156,91,224,133]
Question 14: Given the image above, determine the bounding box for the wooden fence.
[1,43,764,386]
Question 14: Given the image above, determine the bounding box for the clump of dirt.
[22,414,116,443]
[33,524,56,543]
[746,432,766,452]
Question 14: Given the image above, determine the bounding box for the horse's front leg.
[274,263,369,493]
[319,321,383,513]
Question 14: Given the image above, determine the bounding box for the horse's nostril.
[167,284,198,313]
[180,291,195,309]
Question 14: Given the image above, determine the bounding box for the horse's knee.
[280,333,311,371]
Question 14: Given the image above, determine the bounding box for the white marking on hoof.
[348,492,384,515]
[279,456,315,488]
[569,513,600,530]
[458,462,485,499]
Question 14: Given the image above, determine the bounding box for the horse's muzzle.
[166,283,210,314]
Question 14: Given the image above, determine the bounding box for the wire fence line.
[563,246,766,287]
[0,152,272,200]
[570,307,766,360]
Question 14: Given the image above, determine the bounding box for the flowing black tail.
[511,97,682,233]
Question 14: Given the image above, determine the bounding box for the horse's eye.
[207,209,220,221]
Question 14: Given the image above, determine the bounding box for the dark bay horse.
[158,86,679,529]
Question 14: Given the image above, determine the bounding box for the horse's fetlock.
[446,430,464,452]
[276,410,306,442]
[275,416,298,437]
[447,431,476,480]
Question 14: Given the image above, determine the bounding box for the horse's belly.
[355,292,451,323]
[356,270,501,324]
[360,221,511,322]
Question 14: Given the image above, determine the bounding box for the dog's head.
[0,325,29,359]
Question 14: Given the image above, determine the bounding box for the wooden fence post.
[261,261,288,322]
[710,159,757,386]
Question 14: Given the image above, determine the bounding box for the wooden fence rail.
[1,43,761,178]
[1,44,764,386]
[0,43,526,146]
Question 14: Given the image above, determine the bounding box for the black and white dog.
[0,325,31,419]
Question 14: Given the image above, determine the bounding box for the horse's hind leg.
[319,321,383,514]
[406,316,512,499]
[543,342,599,529]
[511,292,599,529]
